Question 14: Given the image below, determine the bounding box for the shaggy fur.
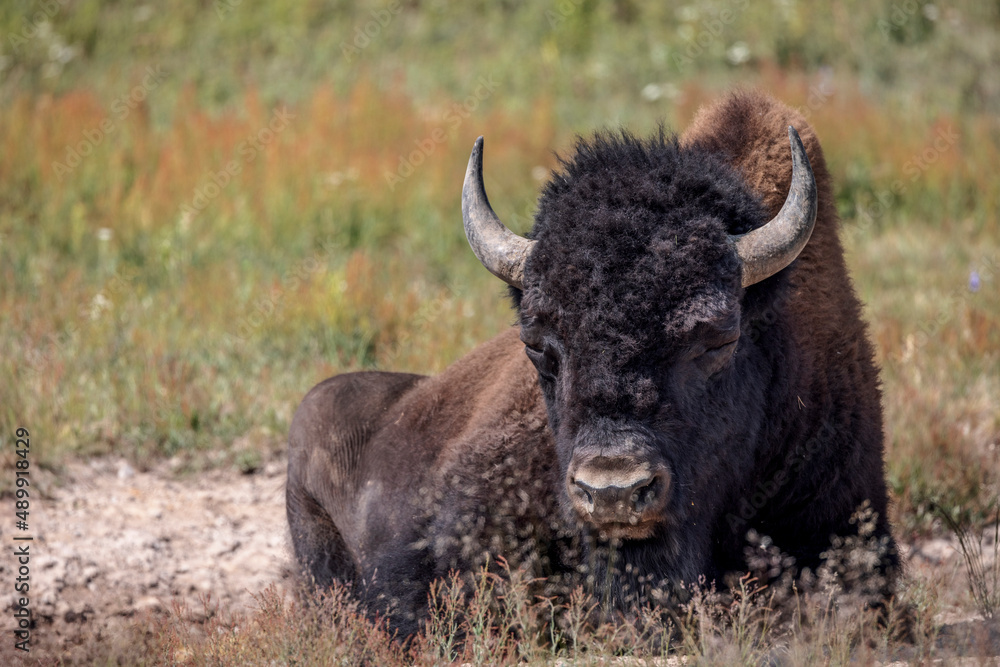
[286,90,898,636]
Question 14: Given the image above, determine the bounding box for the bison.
[286,90,898,635]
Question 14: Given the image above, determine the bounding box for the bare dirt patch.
[1,458,292,663]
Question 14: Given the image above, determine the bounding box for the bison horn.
[462,137,536,289]
[729,126,818,287]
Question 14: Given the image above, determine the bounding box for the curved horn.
[729,126,818,287]
[462,137,536,289]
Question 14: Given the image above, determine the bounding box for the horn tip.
[466,136,485,182]
[469,136,485,169]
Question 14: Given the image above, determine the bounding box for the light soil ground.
[1,457,995,663]
[1,458,292,662]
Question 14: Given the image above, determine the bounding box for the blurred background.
[0,0,997,538]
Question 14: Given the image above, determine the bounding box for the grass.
[2,0,999,662]
[80,561,954,665]
[934,501,1000,620]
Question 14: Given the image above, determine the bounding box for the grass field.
[1,0,998,662]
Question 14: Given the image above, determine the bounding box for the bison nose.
[568,457,670,535]
[573,476,657,515]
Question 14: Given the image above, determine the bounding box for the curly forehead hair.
[516,129,770,341]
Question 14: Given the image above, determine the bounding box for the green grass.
[1,0,999,661]
[4,1,1000,126]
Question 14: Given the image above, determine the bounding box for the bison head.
[461,130,816,560]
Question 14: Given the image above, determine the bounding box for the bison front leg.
[286,371,425,599]
[352,546,441,638]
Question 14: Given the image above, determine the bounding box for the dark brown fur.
[286,91,897,635]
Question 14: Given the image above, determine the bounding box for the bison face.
[517,248,745,542]
[461,129,816,550]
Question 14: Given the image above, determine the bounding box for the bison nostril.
[630,478,657,512]
[573,479,595,510]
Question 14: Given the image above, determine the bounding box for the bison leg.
[287,483,358,590]
[286,371,424,596]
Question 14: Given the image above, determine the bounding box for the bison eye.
[695,339,738,376]
[525,345,559,381]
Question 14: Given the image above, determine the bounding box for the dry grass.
[86,562,968,666]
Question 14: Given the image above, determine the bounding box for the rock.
[134,596,164,614]
[65,604,95,623]
[914,538,956,565]
[183,604,216,624]
[938,618,1000,655]
[81,564,101,584]
[118,460,136,480]
[211,539,242,557]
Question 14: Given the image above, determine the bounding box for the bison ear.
[462,137,537,289]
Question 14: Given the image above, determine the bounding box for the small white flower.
[641,84,663,102]
[726,42,751,65]
[89,293,112,320]
[677,5,699,22]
